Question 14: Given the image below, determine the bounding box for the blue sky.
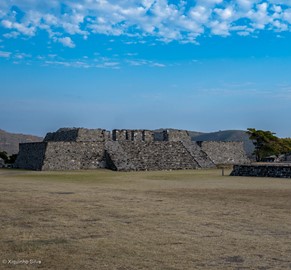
[1,0,291,137]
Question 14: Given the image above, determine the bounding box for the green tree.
[247,128,291,161]
[0,151,18,164]
[7,154,18,164]
[0,151,9,163]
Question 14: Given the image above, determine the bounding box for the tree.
[246,128,291,161]
[7,154,18,164]
[0,151,9,163]
[0,151,18,164]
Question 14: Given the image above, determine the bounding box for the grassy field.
[0,168,291,270]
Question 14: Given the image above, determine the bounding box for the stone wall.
[143,130,154,142]
[131,130,143,141]
[15,142,106,171]
[14,142,47,170]
[106,141,199,171]
[230,164,291,178]
[42,142,106,170]
[285,153,291,162]
[112,129,154,142]
[153,130,191,142]
[15,127,250,171]
[105,141,136,171]
[166,130,191,142]
[182,141,215,168]
[153,131,165,141]
[44,128,79,142]
[198,141,250,165]
[112,129,127,141]
[44,128,109,142]
[77,129,110,142]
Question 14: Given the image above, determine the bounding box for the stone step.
[182,141,216,168]
[105,141,136,171]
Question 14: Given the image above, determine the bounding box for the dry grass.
[0,168,291,270]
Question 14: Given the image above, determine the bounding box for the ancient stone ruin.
[231,164,291,178]
[14,128,250,171]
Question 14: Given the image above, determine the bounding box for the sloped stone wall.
[41,142,106,170]
[16,140,204,171]
[105,141,136,171]
[166,130,191,142]
[77,129,110,142]
[198,141,250,165]
[44,128,79,142]
[154,130,191,142]
[44,128,109,142]
[14,142,47,170]
[15,127,251,171]
[231,164,291,178]
[182,141,215,168]
[111,141,199,171]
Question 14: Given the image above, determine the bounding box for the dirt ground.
[0,168,290,270]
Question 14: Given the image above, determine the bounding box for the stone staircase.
[105,141,136,171]
[105,141,200,171]
[182,141,216,168]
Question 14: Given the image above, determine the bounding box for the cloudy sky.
[1,0,291,137]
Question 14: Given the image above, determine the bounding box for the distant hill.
[0,129,43,155]
[191,130,255,157]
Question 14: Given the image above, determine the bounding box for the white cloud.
[14,52,31,59]
[102,62,119,67]
[1,1,291,44]
[215,7,235,20]
[2,19,12,28]
[237,0,256,10]
[0,50,11,58]
[56,37,75,48]
[3,31,20,38]
[127,59,166,67]
[189,5,211,24]
[44,58,121,69]
[45,60,90,68]
[247,2,272,29]
[283,8,291,23]
[210,20,231,36]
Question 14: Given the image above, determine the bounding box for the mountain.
[191,130,255,157]
[0,129,43,155]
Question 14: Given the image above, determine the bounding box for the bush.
[0,151,18,164]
